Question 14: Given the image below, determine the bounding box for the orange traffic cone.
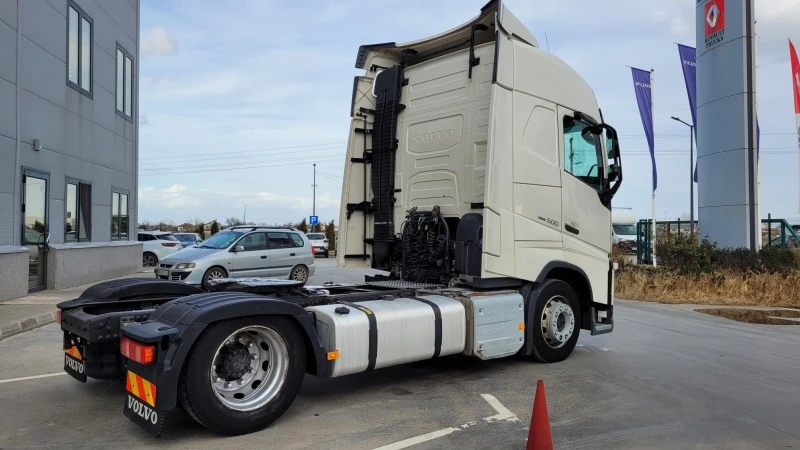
[526,379,553,450]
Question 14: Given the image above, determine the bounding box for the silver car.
[155,226,316,289]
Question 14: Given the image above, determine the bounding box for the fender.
[519,261,595,357]
[121,292,328,412]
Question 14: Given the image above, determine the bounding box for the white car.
[138,231,183,267]
[306,232,329,257]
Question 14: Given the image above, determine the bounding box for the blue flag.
[631,67,656,192]
[677,44,700,183]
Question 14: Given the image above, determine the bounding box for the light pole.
[671,116,695,237]
[312,164,317,232]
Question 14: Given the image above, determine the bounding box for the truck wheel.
[528,279,581,363]
[178,316,306,436]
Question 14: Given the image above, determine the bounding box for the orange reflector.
[120,337,156,364]
[327,350,340,361]
[518,323,525,331]
[65,345,82,360]
[126,370,157,407]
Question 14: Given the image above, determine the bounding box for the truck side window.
[562,117,603,192]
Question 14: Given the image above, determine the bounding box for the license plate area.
[156,269,168,277]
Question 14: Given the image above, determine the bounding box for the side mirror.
[608,164,619,182]
[232,245,244,253]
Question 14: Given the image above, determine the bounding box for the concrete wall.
[46,241,141,290]
[0,246,30,301]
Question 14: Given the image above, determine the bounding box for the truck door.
[557,108,612,259]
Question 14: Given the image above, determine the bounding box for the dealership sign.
[704,0,726,49]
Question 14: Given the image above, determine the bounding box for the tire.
[526,279,581,363]
[177,316,306,436]
[323,250,329,258]
[143,252,158,267]
[202,266,228,290]
[289,265,309,285]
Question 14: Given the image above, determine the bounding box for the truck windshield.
[613,224,637,236]
[198,231,243,249]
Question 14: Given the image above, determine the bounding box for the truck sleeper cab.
[58,0,622,438]
[338,1,621,335]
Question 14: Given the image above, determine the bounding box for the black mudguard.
[120,292,328,436]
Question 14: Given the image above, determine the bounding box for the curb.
[0,311,57,341]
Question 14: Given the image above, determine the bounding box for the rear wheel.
[289,265,309,285]
[143,252,157,267]
[527,279,581,363]
[178,316,306,435]
[323,249,329,258]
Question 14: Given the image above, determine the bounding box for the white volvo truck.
[56,0,622,437]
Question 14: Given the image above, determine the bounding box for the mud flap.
[122,362,167,436]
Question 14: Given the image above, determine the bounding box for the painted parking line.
[0,372,66,384]
[373,394,518,450]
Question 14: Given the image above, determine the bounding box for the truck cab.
[338,0,622,315]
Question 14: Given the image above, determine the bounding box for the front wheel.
[177,316,306,436]
[527,279,581,363]
[202,267,227,290]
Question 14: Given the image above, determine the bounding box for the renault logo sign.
[706,4,719,28]
[704,0,726,49]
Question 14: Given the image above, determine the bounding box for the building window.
[67,2,92,95]
[65,180,92,242]
[116,45,134,118]
[111,190,129,240]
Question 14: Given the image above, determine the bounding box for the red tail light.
[311,245,315,254]
[161,242,177,247]
[120,337,156,364]
[56,310,62,324]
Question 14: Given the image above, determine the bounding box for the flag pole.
[650,68,657,268]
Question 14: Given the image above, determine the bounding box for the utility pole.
[312,164,317,232]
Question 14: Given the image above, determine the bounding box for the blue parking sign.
[309,215,319,225]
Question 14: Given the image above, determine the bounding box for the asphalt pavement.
[1,258,799,449]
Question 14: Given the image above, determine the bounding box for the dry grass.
[615,268,800,308]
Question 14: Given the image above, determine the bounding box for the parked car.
[174,232,203,248]
[138,231,183,267]
[306,232,329,257]
[155,226,316,289]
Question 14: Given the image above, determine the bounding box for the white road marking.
[373,394,519,449]
[0,372,66,384]
[372,427,462,450]
[481,393,519,422]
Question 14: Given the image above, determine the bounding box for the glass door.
[22,170,49,291]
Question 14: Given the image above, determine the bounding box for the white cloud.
[142,27,178,56]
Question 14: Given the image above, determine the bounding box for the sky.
[136,0,800,226]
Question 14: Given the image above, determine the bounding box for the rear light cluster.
[120,337,156,364]
[161,242,178,247]
[56,310,62,324]
[311,245,315,254]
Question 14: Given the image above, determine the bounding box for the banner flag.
[790,39,800,212]
[631,67,656,191]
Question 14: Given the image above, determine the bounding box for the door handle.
[565,224,580,235]
[290,253,296,256]
[261,256,268,259]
